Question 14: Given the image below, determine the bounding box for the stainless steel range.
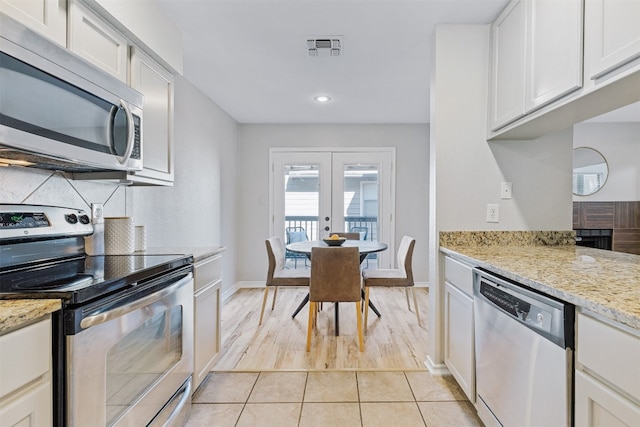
[0,204,194,427]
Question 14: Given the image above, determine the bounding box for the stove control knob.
[65,214,78,224]
[79,215,90,225]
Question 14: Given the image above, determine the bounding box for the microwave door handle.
[117,99,135,165]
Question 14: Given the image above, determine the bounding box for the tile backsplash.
[0,166,128,217]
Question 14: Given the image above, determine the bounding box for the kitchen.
[1,0,639,426]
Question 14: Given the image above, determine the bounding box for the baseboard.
[425,355,450,375]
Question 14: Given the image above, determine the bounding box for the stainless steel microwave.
[0,13,143,172]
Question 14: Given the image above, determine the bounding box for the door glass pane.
[343,164,379,266]
[284,164,320,261]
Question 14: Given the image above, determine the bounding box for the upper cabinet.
[129,47,175,185]
[489,0,527,130]
[68,0,128,82]
[585,0,640,82]
[489,0,640,140]
[0,0,66,46]
[489,0,583,131]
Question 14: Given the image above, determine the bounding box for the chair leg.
[259,287,270,325]
[355,301,364,352]
[405,288,412,311]
[306,301,316,352]
[364,287,371,333]
[412,288,421,327]
[271,286,278,310]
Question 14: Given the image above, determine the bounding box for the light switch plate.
[91,203,104,224]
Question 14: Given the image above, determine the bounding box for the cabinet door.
[489,0,526,131]
[444,282,475,402]
[525,0,583,111]
[0,0,66,46]
[0,380,52,427]
[67,0,128,82]
[585,0,640,80]
[575,370,640,427]
[193,282,220,391]
[130,47,174,184]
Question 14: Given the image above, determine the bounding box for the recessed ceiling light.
[314,95,331,103]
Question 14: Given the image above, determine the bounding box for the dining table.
[285,239,388,335]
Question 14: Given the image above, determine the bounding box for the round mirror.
[573,147,608,196]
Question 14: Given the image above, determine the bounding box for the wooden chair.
[306,246,364,352]
[259,236,310,325]
[362,236,418,331]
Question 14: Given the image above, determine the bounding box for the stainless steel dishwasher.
[473,268,574,427]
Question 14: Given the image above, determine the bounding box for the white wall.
[572,122,640,201]
[237,124,430,284]
[428,25,573,370]
[131,75,239,292]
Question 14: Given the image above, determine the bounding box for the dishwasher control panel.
[479,282,552,333]
[473,268,574,348]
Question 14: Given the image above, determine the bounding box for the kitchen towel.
[104,217,135,254]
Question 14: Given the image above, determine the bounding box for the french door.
[270,148,395,268]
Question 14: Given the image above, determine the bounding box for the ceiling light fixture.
[314,95,331,103]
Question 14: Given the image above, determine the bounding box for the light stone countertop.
[139,246,225,263]
[0,299,61,335]
[441,244,640,331]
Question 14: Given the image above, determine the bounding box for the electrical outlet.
[91,203,104,224]
[487,204,499,223]
[501,182,512,199]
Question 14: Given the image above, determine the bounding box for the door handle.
[324,226,330,231]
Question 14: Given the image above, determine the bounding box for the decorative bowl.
[323,237,346,246]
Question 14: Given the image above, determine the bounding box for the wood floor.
[211,287,429,371]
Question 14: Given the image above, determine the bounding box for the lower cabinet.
[0,317,52,427]
[193,253,223,392]
[575,312,640,426]
[443,256,475,402]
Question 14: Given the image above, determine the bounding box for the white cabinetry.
[0,0,66,46]
[585,0,640,81]
[489,0,526,130]
[193,253,223,392]
[0,318,52,427]
[575,313,640,427]
[489,0,583,131]
[443,256,475,402]
[129,47,174,185]
[67,0,128,82]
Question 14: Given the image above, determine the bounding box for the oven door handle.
[80,274,192,329]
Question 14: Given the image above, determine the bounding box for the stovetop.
[0,253,193,305]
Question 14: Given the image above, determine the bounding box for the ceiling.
[154,0,511,124]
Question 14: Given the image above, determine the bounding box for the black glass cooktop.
[0,254,192,305]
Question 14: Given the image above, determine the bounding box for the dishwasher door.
[474,271,573,427]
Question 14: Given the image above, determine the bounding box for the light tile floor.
[186,371,483,427]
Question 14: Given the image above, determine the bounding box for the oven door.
[66,273,193,427]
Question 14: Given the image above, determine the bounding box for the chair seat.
[362,268,411,287]
[274,268,310,280]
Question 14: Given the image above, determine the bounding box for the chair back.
[349,226,368,240]
[396,236,416,283]
[265,237,286,283]
[286,227,308,244]
[330,232,360,240]
[310,246,361,303]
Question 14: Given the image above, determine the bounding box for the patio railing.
[284,216,378,241]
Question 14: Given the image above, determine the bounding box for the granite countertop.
[441,244,640,331]
[0,299,61,335]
